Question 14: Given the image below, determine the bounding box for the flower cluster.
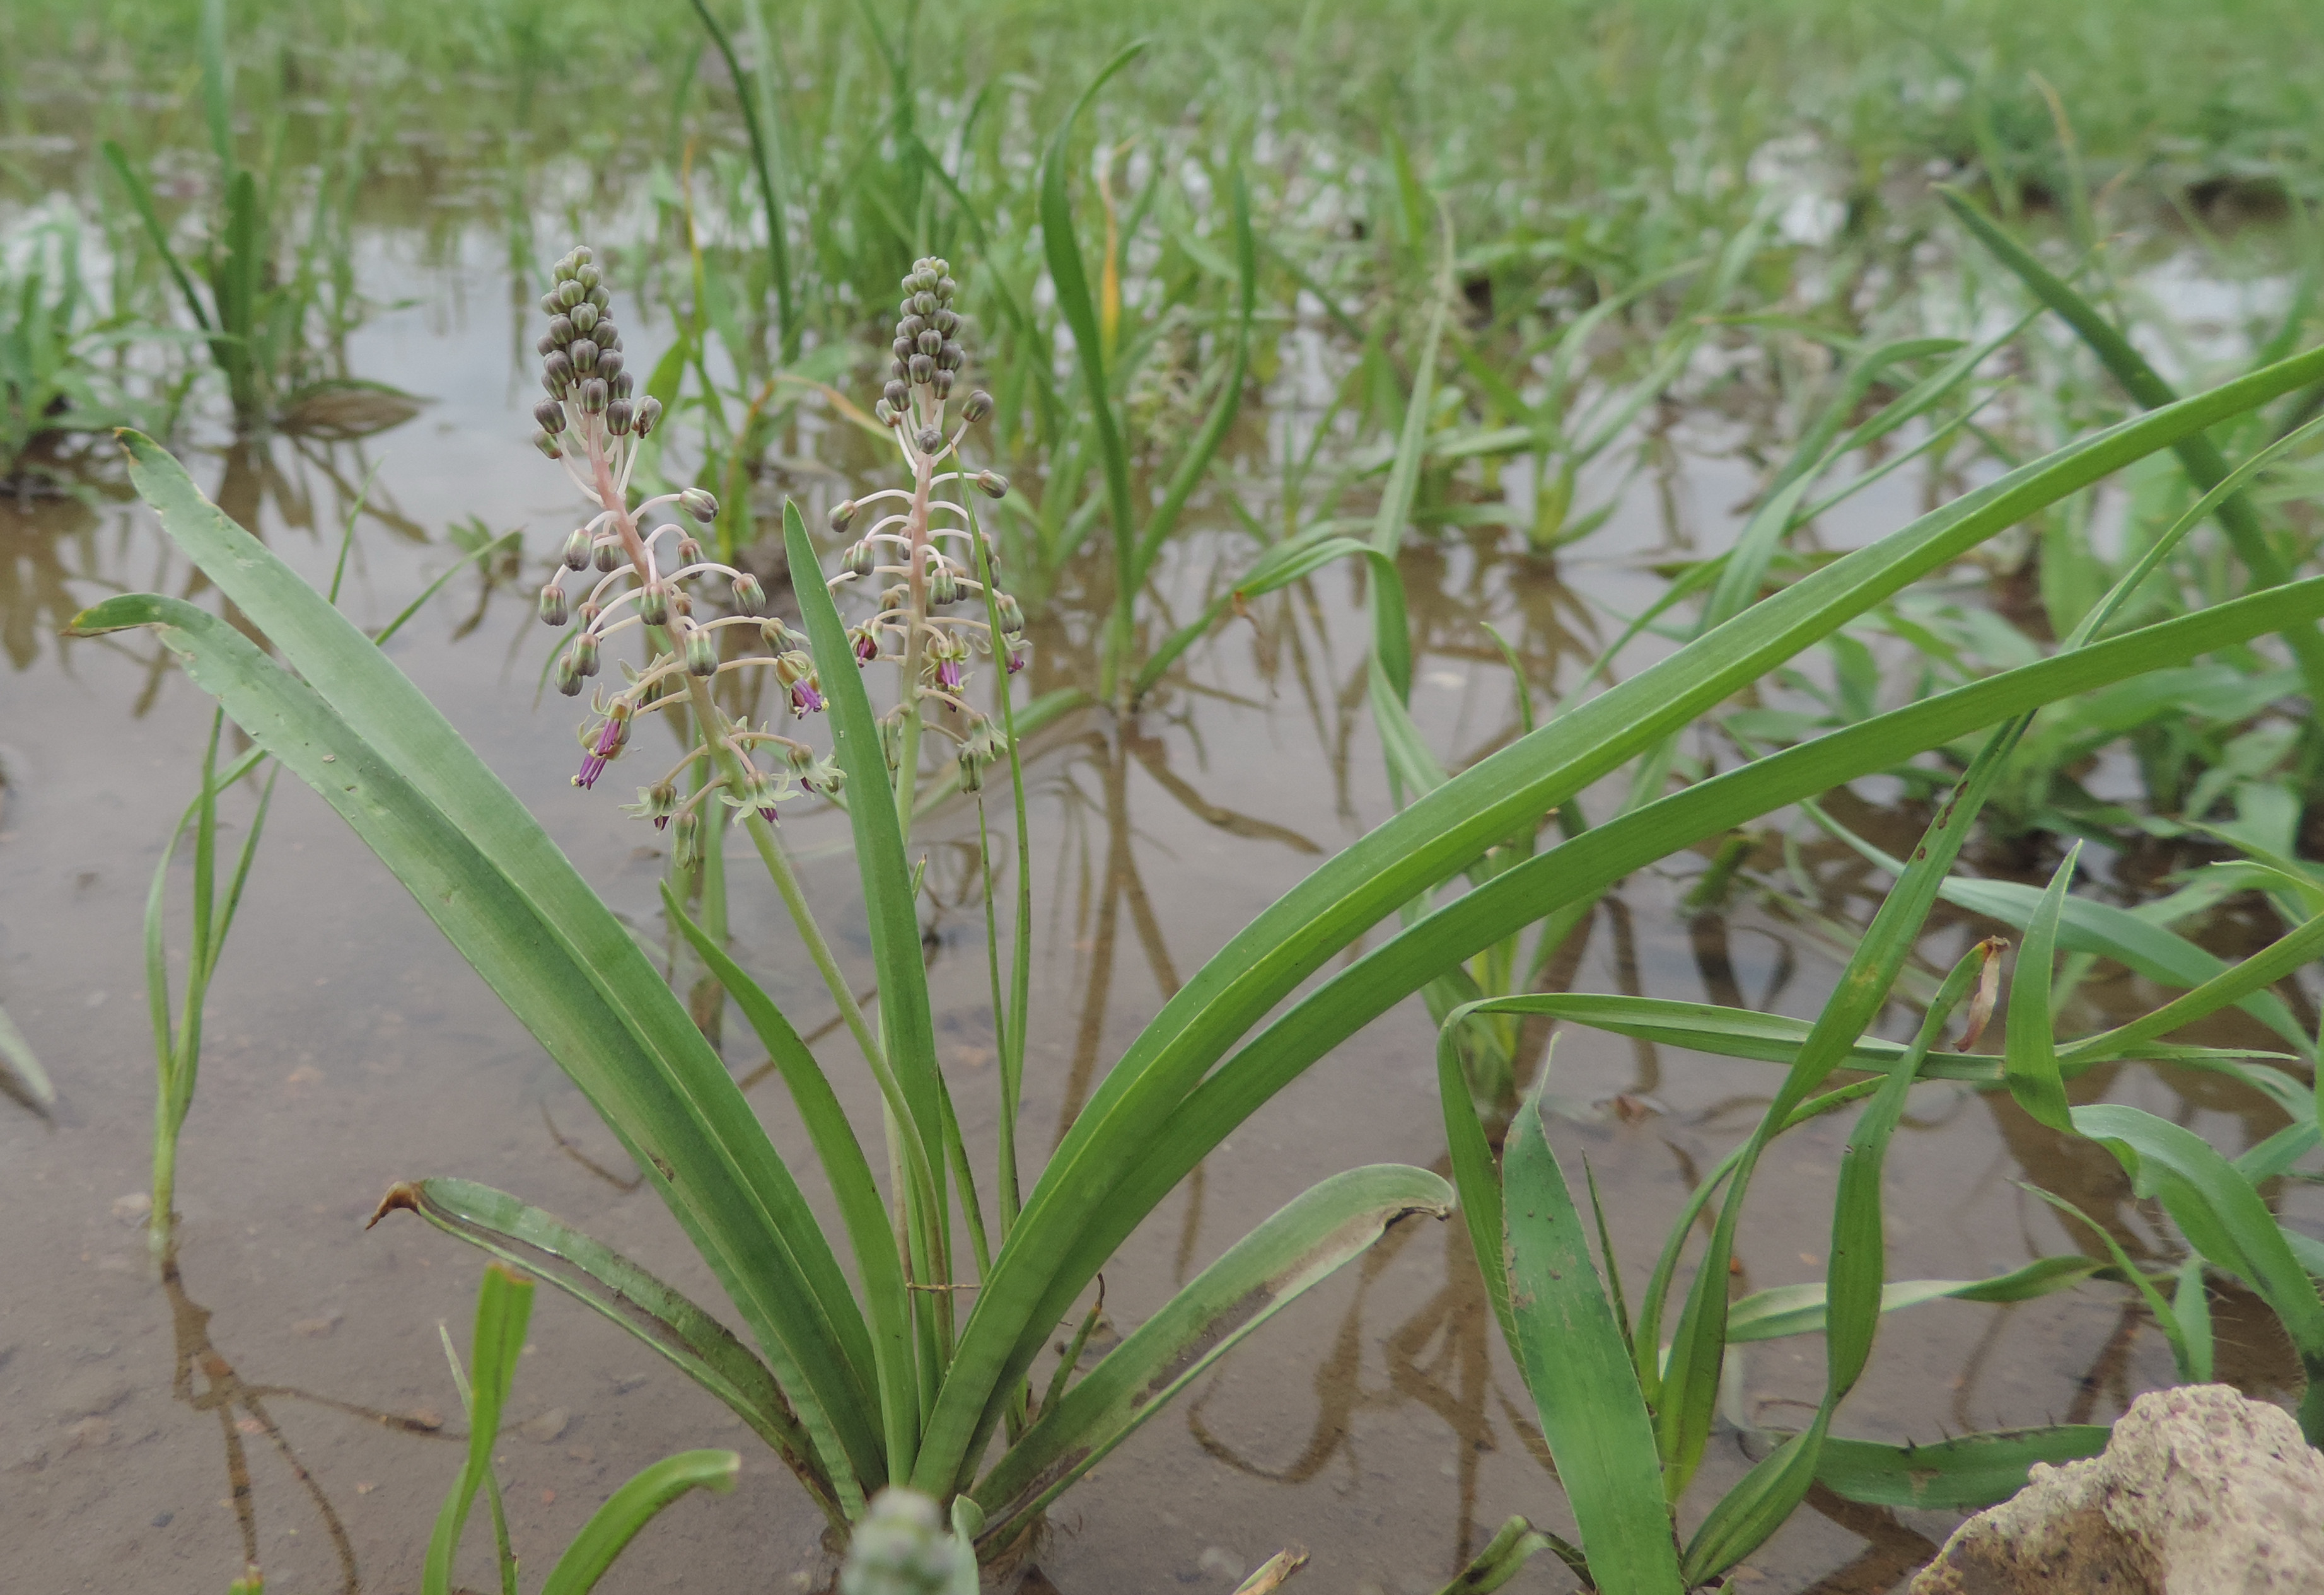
[825,257,1028,794]
[526,249,1030,847]
[529,247,839,861]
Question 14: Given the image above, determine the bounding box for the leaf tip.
[366,1180,423,1229]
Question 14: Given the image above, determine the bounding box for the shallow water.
[3,228,2316,1595]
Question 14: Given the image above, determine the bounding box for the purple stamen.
[1006,644,1026,675]
[791,681,826,714]
[654,814,671,830]
[938,657,962,690]
[758,806,779,825]
[855,631,880,664]
[574,751,607,789]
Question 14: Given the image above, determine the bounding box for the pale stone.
[1911,1384,2324,1595]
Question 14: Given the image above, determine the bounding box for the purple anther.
[791,680,826,715]
[758,806,779,825]
[937,656,963,690]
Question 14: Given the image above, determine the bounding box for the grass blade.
[424,1263,533,1595]
[1813,1427,2111,1509]
[537,1450,740,1595]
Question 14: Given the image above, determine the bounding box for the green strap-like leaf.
[968,1164,1453,1549]
[76,558,880,1510]
[538,1449,740,1595]
[2004,847,2083,1134]
[2071,1103,2324,1441]
[375,1176,842,1528]
[424,1263,533,1595]
[1812,1426,2112,1510]
[1726,1256,2104,1343]
[1502,1088,1682,1593]
[915,349,2324,1490]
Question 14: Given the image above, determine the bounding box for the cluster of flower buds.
[822,260,1033,798]
[528,246,841,840]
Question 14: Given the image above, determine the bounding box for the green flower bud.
[731,572,766,614]
[908,352,934,385]
[638,580,670,628]
[570,339,599,374]
[557,279,586,310]
[673,808,702,867]
[916,426,943,455]
[573,630,600,677]
[579,378,610,414]
[542,350,574,392]
[575,263,601,291]
[586,284,610,311]
[684,624,719,677]
[538,580,569,627]
[884,378,909,410]
[963,390,992,423]
[830,499,857,535]
[538,291,562,316]
[635,396,663,436]
[547,313,576,345]
[680,487,719,523]
[874,398,897,427]
[607,398,634,435]
[929,564,959,606]
[976,471,1009,499]
[554,649,583,696]
[534,398,566,434]
[596,347,624,381]
[593,538,622,573]
[995,591,1025,633]
[532,429,562,459]
[842,540,874,579]
[561,528,592,570]
[933,308,959,337]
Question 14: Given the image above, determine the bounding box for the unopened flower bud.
[959,746,984,793]
[557,279,586,310]
[934,308,959,336]
[554,649,584,696]
[596,348,624,381]
[535,332,558,357]
[900,315,927,340]
[929,564,959,606]
[611,371,634,400]
[570,339,599,374]
[671,536,700,566]
[995,591,1025,633]
[880,715,904,773]
[635,396,663,436]
[538,580,569,626]
[579,377,610,414]
[561,527,592,570]
[593,538,621,573]
[532,429,562,458]
[543,351,574,392]
[909,352,934,385]
[916,426,943,455]
[574,262,601,290]
[535,398,567,433]
[842,540,874,579]
[912,291,936,317]
[638,580,670,627]
[936,276,957,301]
[874,398,896,426]
[830,499,857,535]
[977,471,1009,499]
[933,370,954,400]
[607,398,634,434]
[586,285,610,311]
[884,379,908,410]
[548,313,576,345]
[893,334,915,362]
[731,572,765,613]
[538,291,562,316]
[938,340,963,371]
[569,302,598,336]
[593,318,619,350]
[680,487,718,523]
[685,625,719,677]
[916,328,943,357]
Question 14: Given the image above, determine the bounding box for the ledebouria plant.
[529,248,1026,864]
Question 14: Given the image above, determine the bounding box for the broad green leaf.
[538,1449,740,1595]
[1813,1426,2112,1509]
[970,1165,1452,1548]
[1502,1086,1682,1593]
[369,1177,840,1523]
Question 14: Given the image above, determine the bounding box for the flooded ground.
[4,226,2318,1595]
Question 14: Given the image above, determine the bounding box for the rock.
[518,1406,569,1443]
[1911,1384,2324,1595]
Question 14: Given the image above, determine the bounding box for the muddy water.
[3,237,2315,1595]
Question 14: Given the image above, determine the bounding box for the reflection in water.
[160,1244,453,1593]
